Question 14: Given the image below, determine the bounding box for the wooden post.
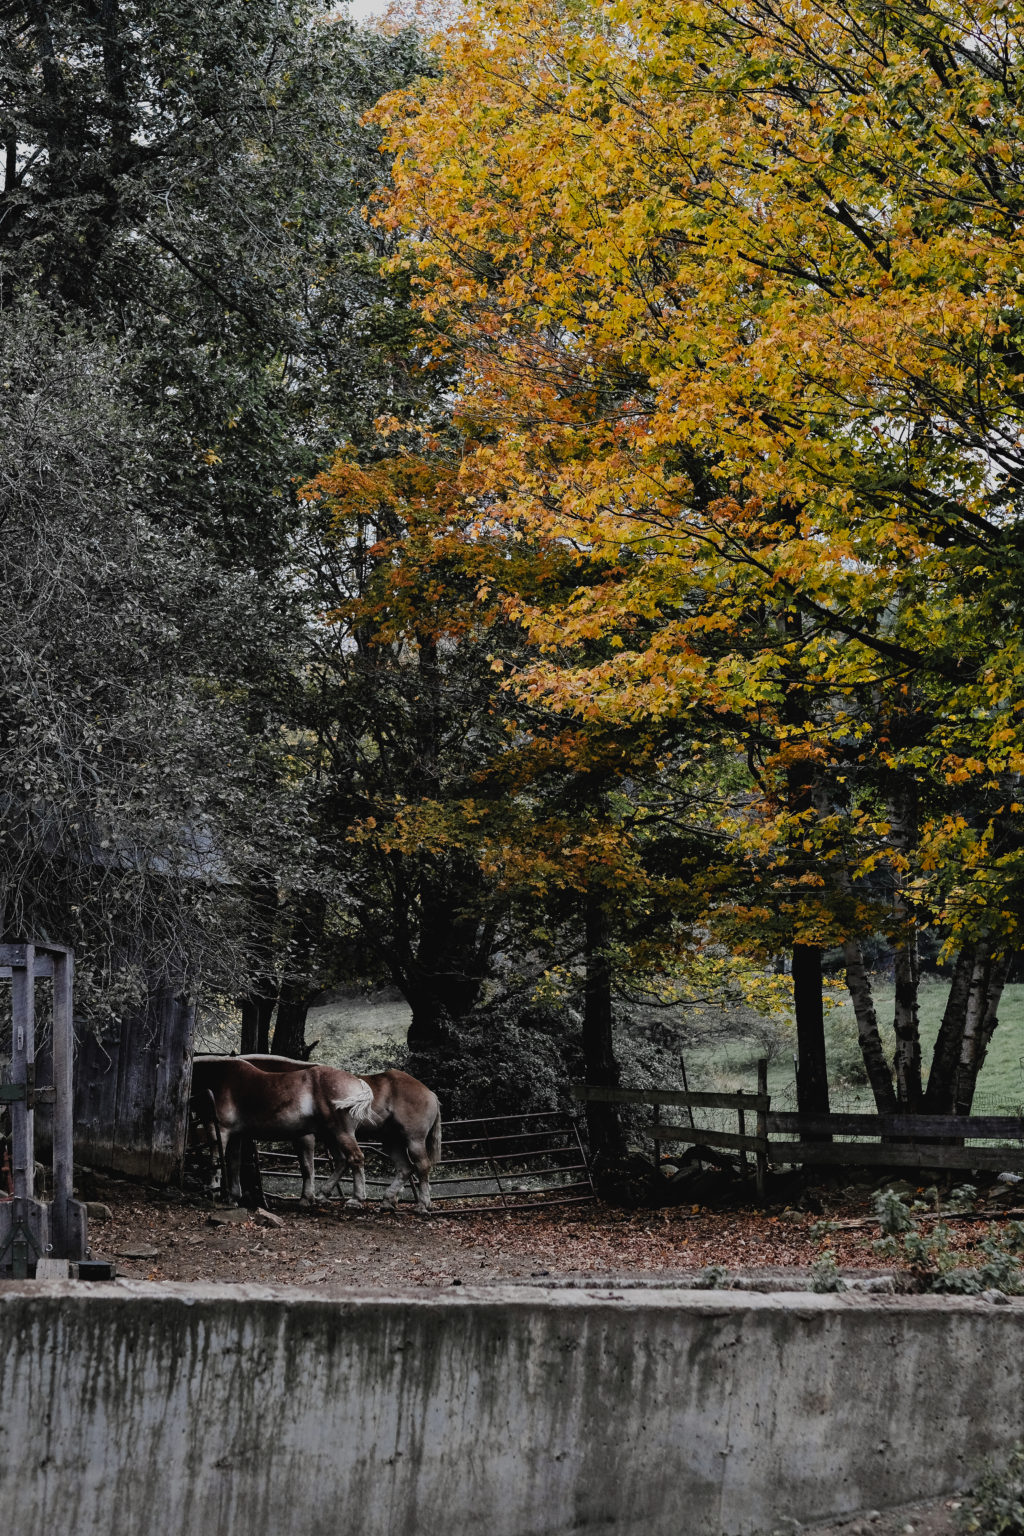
[737,1104,749,1179]
[50,949,78,1257]
[10,942,35,1202]
[755,1057,769,1203]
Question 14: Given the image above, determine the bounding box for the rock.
[116,1245,159,1260]
[85,1202,113,1223]
[981,1288,1011,1305]
[997,1171,1023,1184]
[883,1180,918,1200]
[253,1209,284,1228]
[207,1208,250,1226]
[34,1258,71,1279]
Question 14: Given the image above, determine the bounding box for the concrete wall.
[0,1281,1021,1536]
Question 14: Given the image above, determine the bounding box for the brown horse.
[190,1056,442,1212]
[190,1056,373,1207]
[320,1069,442,1214]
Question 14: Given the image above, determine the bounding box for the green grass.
[193,992,410,1072]
[304,994,410,1072]
[682,979,1024,1112]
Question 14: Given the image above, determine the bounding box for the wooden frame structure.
[574,1068,1024,1194]
[0,942,88,1276]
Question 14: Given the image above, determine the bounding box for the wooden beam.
[0,957,54,978]
[767,1141,1024,1172]
[9,945,35,1202]
[653,1126,765,1154]
[573,1083,769,1112]
[767,1111,1024,1140]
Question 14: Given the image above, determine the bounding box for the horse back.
[363,1069,440,1134]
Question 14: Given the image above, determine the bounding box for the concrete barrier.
[0,1280,1021,1535]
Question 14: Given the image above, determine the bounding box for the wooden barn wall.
[74,986,196,1182]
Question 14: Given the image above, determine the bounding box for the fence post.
[755,1058,769,1202]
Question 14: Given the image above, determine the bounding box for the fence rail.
[253,1109,596,1215]
[573,1074,1024,1188]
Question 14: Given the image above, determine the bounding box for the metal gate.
[254,1108,595,1214]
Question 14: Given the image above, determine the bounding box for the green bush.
[960,1446,1024,1534]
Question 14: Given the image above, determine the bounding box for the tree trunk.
[407,996,451,1055]
[270,893,326,1060]
[238,876,278,1055]
[842,939,897,1113]
[892,934,923,1111]
[923,944,977,1113]
[953,942,1009,1117]
[793,942,831,1127]
[583,891,625,1165]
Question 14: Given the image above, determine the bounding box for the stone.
[207,1208,250,1226]
[34,1258,71,1280]
[85,1202,113,1223]
[253,1209,284,1229]
[982,1288,1011,1305]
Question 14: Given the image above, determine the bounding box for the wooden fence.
[573,1069,1024,1195]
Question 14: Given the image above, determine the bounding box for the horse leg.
[338,1130,366,1210]
[379,1140,412,1212]
[296,1135,316,1206]
[407,1139,433,1214]
[320,1129,366,1208]
[224,1131,244,1205]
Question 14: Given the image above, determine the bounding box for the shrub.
[960,1446,1024,1535]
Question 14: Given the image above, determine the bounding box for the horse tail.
[427,1103,442,1171]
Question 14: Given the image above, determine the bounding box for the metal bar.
[571,1114,596,1199]
[10,945,35,1201]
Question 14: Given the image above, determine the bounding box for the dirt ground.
[84,1177,1012,1289]
[787,1496,961,1535]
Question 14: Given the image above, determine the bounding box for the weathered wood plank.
[653,1126,765,1153]
[573,1083,769,1111]
[767,1112,1024,1139]
[73,980,196,1183]
[50,950,83,1258]
[767,1141,1024,1172]
[9,945,35,1201]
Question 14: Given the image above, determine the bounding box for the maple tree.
[376,0,1024,1114]
[294,436,774,1150]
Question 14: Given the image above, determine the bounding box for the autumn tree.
[376,0,1024,1114]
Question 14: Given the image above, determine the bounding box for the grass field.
[683,979,1024,1113]
[304,992,410,1072]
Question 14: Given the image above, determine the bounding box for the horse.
[190,1056,373,1208]
[319,1069,442,1214]
[189,1056,442,1212]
